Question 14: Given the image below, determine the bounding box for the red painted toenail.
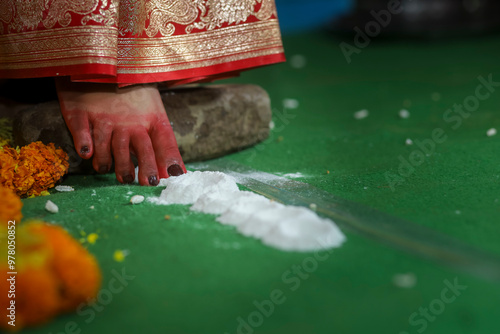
[167,164,184,177]
[80,146,90,155]
[148,176,159,186]
[99,166,108,174]
[123,175,134,184]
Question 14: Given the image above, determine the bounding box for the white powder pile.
[149,171,346,252]
[154,171,239,205]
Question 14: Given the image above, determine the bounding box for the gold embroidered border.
[119,48,284,75]
[116,20,284,74]
[0,25,119,69]
[0,19,283,74]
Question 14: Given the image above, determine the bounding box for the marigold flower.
[0,142,69,197]
[0,221,101,330]
[0,186,22,224]
[29,222,102,311]
[0,146,18,190]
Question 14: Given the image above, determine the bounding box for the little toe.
[131,130,159,186]
[151,119,186,179]
[112,130,135,184]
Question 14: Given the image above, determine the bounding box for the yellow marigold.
[0,186,22,224]
[0,142,69,197]
[0,221,101,330]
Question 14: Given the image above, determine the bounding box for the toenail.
[80,146,90,155]
[99,166,108,174]
[123,175,134,184]
[167,164,184,177]
[148,176,159,186]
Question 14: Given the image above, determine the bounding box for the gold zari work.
[0,0,284,81]
[1,0,277,35]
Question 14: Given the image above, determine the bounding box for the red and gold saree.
[0,0,285,86]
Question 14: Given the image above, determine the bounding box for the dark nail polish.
[123,175,134,184]
[80,146,90,155]
[148,175,159,186]
[167,164,184,177]
[99,166,108,174]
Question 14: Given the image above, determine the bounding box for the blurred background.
[276,0,500,36]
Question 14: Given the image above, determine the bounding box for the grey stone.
[12,100,86,173]
[7,84,271,173]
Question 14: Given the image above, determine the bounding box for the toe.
[61,109,93,159]
[112,130,135,184]
[150,117,186,179]
[91,122,113,174]
[131,130,159,186]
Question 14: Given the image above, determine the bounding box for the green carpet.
[20,31,500,334]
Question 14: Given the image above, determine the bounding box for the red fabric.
[0,0,285,86]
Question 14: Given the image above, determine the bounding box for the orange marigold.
[0,142,69,197]
[0,186,22,224]
[0,221,101,331]
[0,145,18,191]
[28,222,102,311]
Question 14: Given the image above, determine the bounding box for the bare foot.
[55,78,186,186]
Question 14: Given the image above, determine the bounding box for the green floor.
[21,32,500,334]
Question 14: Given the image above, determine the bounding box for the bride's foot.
[55,78,186,186]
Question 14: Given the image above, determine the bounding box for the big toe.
[151,119,186,179]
